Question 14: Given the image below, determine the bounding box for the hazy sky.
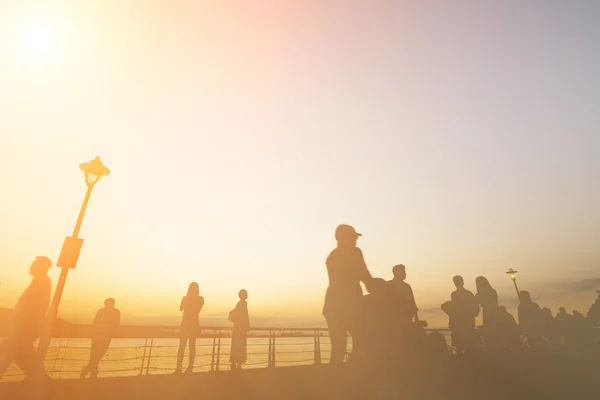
[1,1,599,327]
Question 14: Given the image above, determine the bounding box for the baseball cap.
[335,224,362,241]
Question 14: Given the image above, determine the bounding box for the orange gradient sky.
[1,1,599,327]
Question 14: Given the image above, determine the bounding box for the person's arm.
[180,296,186,312]
[356,248,373,283]
[408,286,419,320]
[199,296,204,312]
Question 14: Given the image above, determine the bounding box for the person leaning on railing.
[322,224,372,365]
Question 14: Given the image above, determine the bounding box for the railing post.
[271,329,276,368]
[139,338,148,375]
[314,330,321,364]
[210,333,216,372]
[145,338,154,375]
[267,330,273,368]
[216,330,221,371]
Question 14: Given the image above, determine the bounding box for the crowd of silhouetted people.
[1,224,599,381]
[323,224,600,366]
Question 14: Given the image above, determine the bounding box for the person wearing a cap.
[323,224,372,365]
[0,257,53,379]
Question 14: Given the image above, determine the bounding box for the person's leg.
[12,342,37,377]
[89,338,111,378]
[176,336,186,372]
[0,340,15,378]
[186,336,196,372]
[327,318,347,365]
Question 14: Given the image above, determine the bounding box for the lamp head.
[505,268,518,281]
[79,157,110,187]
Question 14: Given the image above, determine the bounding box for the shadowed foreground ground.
[1,349,599,400]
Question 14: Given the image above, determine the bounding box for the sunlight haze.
[1,1,599,328]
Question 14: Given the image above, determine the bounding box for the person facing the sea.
[387,264,418,325]
[323,224,372,365]
[518,291,542,347]
[175,282,204,373]
[229,289,250,370]
[475,276,499,327]
[444,275,479,355]
[81,298,121,378]
[0,257,52,379]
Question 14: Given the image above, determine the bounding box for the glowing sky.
[1,1,599,327]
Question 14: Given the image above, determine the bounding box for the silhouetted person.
[387,264,418,325]
[486,306,520,353]
[229,289,250,370]
[555,307,571,345]
[586,293,600,327]
[352,278,399,364]
[0,257,52,379]
[571,310,593,346]
[175,282,204,373]
[446,276,479,355]
[475,276,499,327]
[323,224,372,365]
[518,291,542,347]
[540,307,559,346]
[80,298,121,378]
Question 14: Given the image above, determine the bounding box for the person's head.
[559,307,566,314]
[392,264,406,280]
[475,276,492,292]
[187,282,199,296]
[366,278,386,296]
[542,307,552,317]
[334,224,361,246]
[573,310,581,316]
[239,289,248,300]
[452,275,464,289]
[30,256,52,278]
[519,290,532,304]
[104,298,116,308]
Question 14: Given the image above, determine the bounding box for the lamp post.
[37,157,110,362]
[505,268,520,300]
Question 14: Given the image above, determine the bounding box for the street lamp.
[37,157,110,361]
[505,268,520,300]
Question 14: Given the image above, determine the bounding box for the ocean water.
[1,337,334,382]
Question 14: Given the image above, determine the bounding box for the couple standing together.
[176,283,249,373]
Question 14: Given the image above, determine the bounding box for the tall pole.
[37,184,94,362]
[512,278,520,298]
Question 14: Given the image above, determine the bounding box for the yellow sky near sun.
[1,2,599,327]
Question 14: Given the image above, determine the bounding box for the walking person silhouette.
[0,257,52,379]
[229,289,250,370]
[323,224,372,365]
[80,298,121,378]
[175,282,204,373]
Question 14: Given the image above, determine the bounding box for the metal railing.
[0,327,452,381]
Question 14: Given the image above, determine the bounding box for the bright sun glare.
[15,15,59,60]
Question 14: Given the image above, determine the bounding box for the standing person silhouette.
[175,282,204,373]
[447,275,479,355]
[323,224,372,365]
[229,289,250,370]
[387,264,418,324]
[475,276,499,327]
[80,298,121,378]
[0,257,52,379]
[518,291,542,347]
